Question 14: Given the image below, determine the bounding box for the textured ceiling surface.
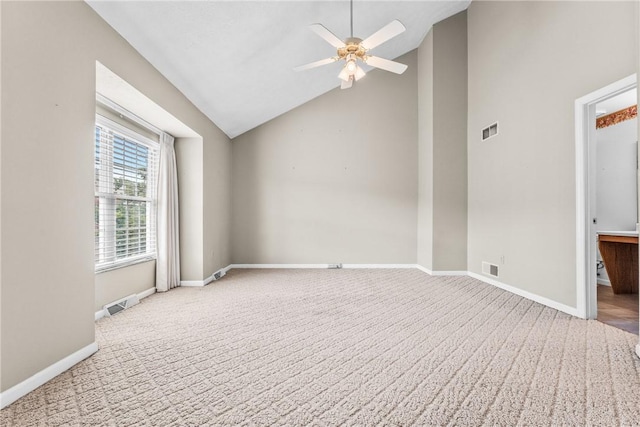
[87,1,470,138]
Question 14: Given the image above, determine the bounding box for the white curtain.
[156,132,180,292]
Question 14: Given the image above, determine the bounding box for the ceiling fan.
[294,0,408,89]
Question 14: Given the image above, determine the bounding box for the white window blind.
[94,115,159,271]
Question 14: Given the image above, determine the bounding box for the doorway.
[594,88,638,334]
[575,74,638,333]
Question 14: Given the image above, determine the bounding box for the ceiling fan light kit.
[294,0,408,90]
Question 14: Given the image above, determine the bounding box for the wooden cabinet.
[598,234,638,294]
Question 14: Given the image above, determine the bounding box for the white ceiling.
[87,1,470,139]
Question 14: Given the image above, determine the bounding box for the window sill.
[95,256,156,274]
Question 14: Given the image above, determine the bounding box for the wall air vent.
[482,122,498,141]
[482,262,499,278]
[103,294,139,317]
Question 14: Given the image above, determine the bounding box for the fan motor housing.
[338,37,366,60]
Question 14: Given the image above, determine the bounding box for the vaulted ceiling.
[87,1,471,138]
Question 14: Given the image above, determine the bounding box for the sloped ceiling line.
[87,1,471,139]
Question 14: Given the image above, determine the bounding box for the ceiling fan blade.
[293,57,337,72]
[354,66,366,81]
[361,20,406,50]
[309,23,345,49]
[365,56,408,74]
[341,78,353,90]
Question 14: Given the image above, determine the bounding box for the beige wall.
[232,51,418,264]
[1,1,231,392]
[95,261,155,311]
[417,30,434,270]
[176,137,204,281]
[204,137,232,278]
[417,11,468,272]
[467,1,637,307]
[432,11,467,271]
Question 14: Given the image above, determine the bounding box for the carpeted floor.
[2,269,640,426]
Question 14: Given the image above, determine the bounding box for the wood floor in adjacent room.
[597,284,639,335]
[2,270,640,426]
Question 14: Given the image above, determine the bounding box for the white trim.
[180,265,234,287]
[340,264,416,269]
[230,263,461,274]
[95,256,155,274]
[95,113,159,151]
[94,286,156,321]
[230,263,418,270]
[200,273,216,287]
[416,264,433,275]
[0,342,98,409]
[596,278,611,286]
[138,287,156,299]
[97,93,163,137]
[166,264,589,321]
[415,265,467,276]
[468,272,579,317]
[180,280,206,287]
[230,264,331,269]
[431,270,468,276]
[575,74,637,319]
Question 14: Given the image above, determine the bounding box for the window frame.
[94,114,160,273]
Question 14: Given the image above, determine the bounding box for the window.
[94,116,159,271]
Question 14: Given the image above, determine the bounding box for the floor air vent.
[103,294,139,317]
[482,262,499,278]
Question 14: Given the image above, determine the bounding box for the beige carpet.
[2,269,640,426]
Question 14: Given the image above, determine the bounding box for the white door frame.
[575,74,637,319]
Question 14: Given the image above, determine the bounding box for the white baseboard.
[597,278,611,286]
[341,264,416,269]
[416,265,432,274]
[106,264,591,323]
[467,271,580,317]
[230,264,329,269]
[181,265,233,287]
[230,263,417,269]
[95,286,157,321]
[416,265,467,276]
[432,270,468,276]
[180,276,213,287]
[0,342,98,409]
[137,287,156,299]
[180,280,207,287]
